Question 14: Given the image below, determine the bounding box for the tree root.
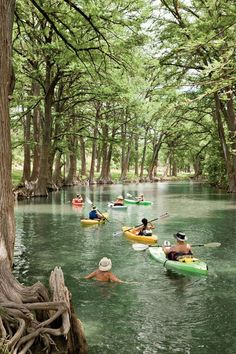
[0,265,88,353]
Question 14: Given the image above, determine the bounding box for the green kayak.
[148,247,208,275]
[124,199,153,206]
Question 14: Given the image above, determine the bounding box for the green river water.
[14,182,236,354]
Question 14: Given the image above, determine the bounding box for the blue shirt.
[89,210,98,219]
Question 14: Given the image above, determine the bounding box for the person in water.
[134,218,155,236]
[89,206,103,220]
[84,257,123,283]
[162,232,193,261]
[113,195,124,206]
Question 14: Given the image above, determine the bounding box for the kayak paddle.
[86,197,109,222]
[113,212,169,237]
[132,241,221,251]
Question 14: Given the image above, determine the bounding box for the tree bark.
[30,81,41,182]
[22,112,31,183]
[79,136,86,176]
[0,0,16,268]
[139,128,148,181]
[148,133,164,180]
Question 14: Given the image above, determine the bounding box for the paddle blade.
[192,242,221,248]
[113,230,123,237]
[132,244,149,251]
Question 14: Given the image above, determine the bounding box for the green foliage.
[203,144,228,189]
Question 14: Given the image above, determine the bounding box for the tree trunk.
[134,135,139,176]
[52,150,64,187]
[0,0,16,268]
[172,157,177,177]
[34,60,54,196]
[30,81,41,182]
[139,128,148,181]
[22,112,31,183]
[148,133,164,180]
[89,129,97,184]
[65,152,78,186]
[79,136,86,176]
[97,124,112,183]
[65,117,79,186]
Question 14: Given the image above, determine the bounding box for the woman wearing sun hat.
[162,232,193,261]
[84,257,123,283]
[113,195,124,206]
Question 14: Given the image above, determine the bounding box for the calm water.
[14,182,236,354]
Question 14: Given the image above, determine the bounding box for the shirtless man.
[162,232,192,261]
[85,257,123,283]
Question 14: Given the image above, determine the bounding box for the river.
[14,182,236,354]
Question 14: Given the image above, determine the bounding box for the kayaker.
[84,257,124,283]
[134,218,155,236]
[135,193,144,202]
[113,195,124,206]
[74,194,83,203]
[162,232,193,261]
[89,206,103,220]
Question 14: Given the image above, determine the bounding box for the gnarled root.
[0,265,87,353]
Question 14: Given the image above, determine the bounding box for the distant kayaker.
[89,206,103,220]
[84,257,124,283]
[135,193,144,202]
[113,195,124,206]
[75,194,83,203]
[134,218,155,236]
[162,232,193,261]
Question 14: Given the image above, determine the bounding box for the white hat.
[117,195,123,199]
[174,232,187,242]
[99,257,112,271]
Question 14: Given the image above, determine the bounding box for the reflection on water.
[14,183,236,354]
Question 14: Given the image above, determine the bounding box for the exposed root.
[0,265,87,353]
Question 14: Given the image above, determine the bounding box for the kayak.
[124,199,153,206]
[72,198,84,206]
[108,203,127,210]
[148,247,208,275]
[122,227,158,244]
[81,212,109,226]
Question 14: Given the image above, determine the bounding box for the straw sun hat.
[99,257,112,271]
[117,195,124,199]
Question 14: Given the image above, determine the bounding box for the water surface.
[14,182,236,354]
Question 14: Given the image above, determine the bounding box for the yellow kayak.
[81,213,109,226]
[122,227,158,244]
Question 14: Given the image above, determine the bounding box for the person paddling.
[75,194,83,203]
[135,193,144,202]
[84,257,123,283]
[134,218,155,236]
[162,232,193,261]
[113,195,124,206]
[88,206,103,220]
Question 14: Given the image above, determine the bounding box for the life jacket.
[167,250,193,261]
[138,225,152,236]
